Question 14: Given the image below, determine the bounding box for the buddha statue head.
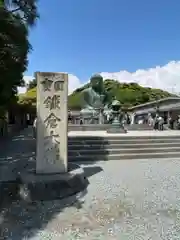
[90,74,104,92]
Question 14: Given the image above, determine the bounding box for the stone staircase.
[68,135,180,162]
[68,124,154,131]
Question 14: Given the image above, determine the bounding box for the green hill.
[68,79,176,109]
[19,79,176,110]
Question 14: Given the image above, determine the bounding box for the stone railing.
[69,115,110,125]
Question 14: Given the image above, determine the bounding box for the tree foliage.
[3,0,39,26]
[27,78,37,90]
[0,8,29,106]
[19,79,176,110]
[0,0,38,113]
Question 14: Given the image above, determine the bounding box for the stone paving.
[0,127,180,239]
[0,127,36,182]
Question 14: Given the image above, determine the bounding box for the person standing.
[158,116,164,131]
[168,116,174,129]
[33,117,37,138]
[154,114,159,130]
[177,115,180,129]
[148,113,154,126]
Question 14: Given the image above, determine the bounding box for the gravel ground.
[1,158,180,239]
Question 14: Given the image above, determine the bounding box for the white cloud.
[18,74,82,94]
[18,76,34,94]
[18,61,180,95]
[67,74,82,94]
[100,61,180,94]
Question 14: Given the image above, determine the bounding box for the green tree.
[0,8,28,106]
[0,0,38,113]
[3,0,39,26]
[27,78,37,90]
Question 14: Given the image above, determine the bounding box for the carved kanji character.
[41,77,53,91]
[54,81,64,91]
[44,113,61,128]
[49,130,60,144]
[43,95,60,109]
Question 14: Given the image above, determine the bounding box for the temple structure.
[130,97,180,123]
[69,97,180,124]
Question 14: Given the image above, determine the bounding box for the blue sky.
[25,0,180,92]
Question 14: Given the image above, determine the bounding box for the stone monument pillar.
[18,72,87,202]
[36,72,68,174]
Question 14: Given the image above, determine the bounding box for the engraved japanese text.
[44,113,61,129]
[43,95,60,110]
[41,77,53,91]
[54,81,64,91]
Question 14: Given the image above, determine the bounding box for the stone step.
[68,124,154,131]
[68,147,180,156]
[68,138,180,145]
[68,151,180,161]
[68,135,180,140]
[68,142,180,150]
[69,157,180,164]
[68,125,110,131]
[126,124,154,131]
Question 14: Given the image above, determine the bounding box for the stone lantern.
[107,99,127,133]
[111,99,122,126]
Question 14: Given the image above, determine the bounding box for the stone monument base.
[107,127,127,133]
[0,163,88,203]
[19,163,88,202]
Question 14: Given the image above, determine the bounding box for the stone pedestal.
[107,127,127,133]
[36,72,68,174]
[0,163,88,203]
[20,163,88,201]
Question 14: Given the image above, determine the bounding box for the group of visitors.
[147,113,164,130]
[147,113,180,130]
[168,115,180,130]
[152,114,164,130]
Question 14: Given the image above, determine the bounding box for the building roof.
[129,97,180,110]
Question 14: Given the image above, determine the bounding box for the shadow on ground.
[0,163,103,240]
[0,127,104,239]
[0,128,36,163]
[0,192,85,239]
[0,130,110,166]
[0,128,36,183]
